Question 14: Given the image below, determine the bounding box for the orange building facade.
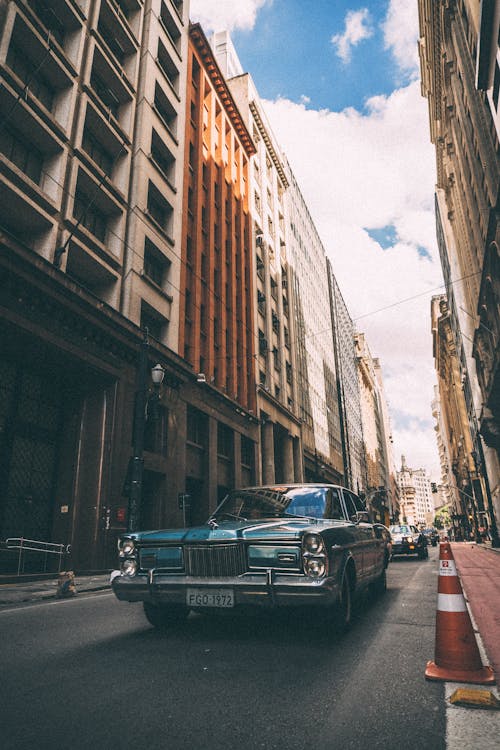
[180,24,257,413]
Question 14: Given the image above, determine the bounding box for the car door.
[342,490,378,581]
[340,490,369,583]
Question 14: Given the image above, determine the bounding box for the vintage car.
[111,484,390,633]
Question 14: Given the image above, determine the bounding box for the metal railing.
[4,538,71,576]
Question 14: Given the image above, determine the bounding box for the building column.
[293,436,304,482]
[262,420,275,484]
[233,430,242,489]
[207,416,218,513]
[283,434,294,483]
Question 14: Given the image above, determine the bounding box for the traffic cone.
[425,542,495,684]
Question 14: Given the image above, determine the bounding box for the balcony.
[97,0,139,84]
[4,11,75,130]
[88,45,133,133]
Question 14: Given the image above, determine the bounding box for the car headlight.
[303,533,325,554]
[121,558,137,576]
[303,556,328,578]
[119,538,136,557]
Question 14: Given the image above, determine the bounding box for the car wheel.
[331,568,352,634]
[370,567,387,597]
[143,602,189,630]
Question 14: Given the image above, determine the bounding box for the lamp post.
[127,332,149,533]
[127,332,166,533]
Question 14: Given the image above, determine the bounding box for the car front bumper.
[391,542,421,556]
[111,569,339,609]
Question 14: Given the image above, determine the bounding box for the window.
[140,301,168,342]
[154,83,177,136]
[73,190,107,242]
[82,129,114,174]
[159,1,181,52]
[0,127,43,183]
[151,130,175,183]
[217,423,233,459]
[147,182,173,236]
[187,406,207,446]
[144,237,170,287]
[329,488,344,520]
[7,44,54,111]
[27,0,66,46]
[258,330,267,355]
[157,39,179,94]
[241,436,254,468]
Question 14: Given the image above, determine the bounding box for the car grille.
[184,543,247,577]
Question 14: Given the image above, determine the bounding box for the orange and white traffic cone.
[425,542,495,684]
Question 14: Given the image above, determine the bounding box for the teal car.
[111,484,390,632]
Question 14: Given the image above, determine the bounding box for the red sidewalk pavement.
[450,542,500,680]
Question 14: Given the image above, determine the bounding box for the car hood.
[129,518,346,544]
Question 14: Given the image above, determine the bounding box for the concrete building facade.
[329,267,365,493]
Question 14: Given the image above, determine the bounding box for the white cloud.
[382,0,420,76]
[189,0,270,33]
[331,8,373,63]
[263,83,442,476]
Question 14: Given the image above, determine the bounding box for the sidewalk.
[450,541,500,679]
[0,572,111,606]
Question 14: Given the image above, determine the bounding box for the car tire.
[370,567,387,597]
[143,602,189,630]
[331,568,352,634]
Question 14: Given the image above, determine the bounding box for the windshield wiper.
[213,511,248,522]
[283,513,320,521]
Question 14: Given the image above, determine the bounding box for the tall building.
[431,294,487,540]
[354,332,392,524]
[211,31,323,485]
[0,0,195,570]
[397,456,434,527]
[177,23,259,524]
[418,0,500,544]
[431,383,455,511]
[284,161,344,485]
[329,266,365,493]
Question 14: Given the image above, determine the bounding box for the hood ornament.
[207,517,219,530]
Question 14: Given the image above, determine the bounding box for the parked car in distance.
[389,524,429,559]
[422,527,439,546]
[112,484,390,633]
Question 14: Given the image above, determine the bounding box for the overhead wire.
[0,7,484,370]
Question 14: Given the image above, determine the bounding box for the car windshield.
[212,486,339,522]
[390,525,412,534]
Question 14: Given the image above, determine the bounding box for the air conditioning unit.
[196,373,206,383]
[256,234,264,246]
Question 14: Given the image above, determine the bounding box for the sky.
[190,0,443,479]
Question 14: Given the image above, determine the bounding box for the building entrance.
[0,357,63,557]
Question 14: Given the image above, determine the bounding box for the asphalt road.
[1,548,445,750]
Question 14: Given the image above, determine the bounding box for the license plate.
[186,588,234,608]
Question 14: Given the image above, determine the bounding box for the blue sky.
[190,1,443,477]
[231,0,399,112]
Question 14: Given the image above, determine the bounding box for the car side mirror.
[351,511,370,524]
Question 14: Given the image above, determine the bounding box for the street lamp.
[151,364,165,386]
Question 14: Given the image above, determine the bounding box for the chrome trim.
[184,543,247,577]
